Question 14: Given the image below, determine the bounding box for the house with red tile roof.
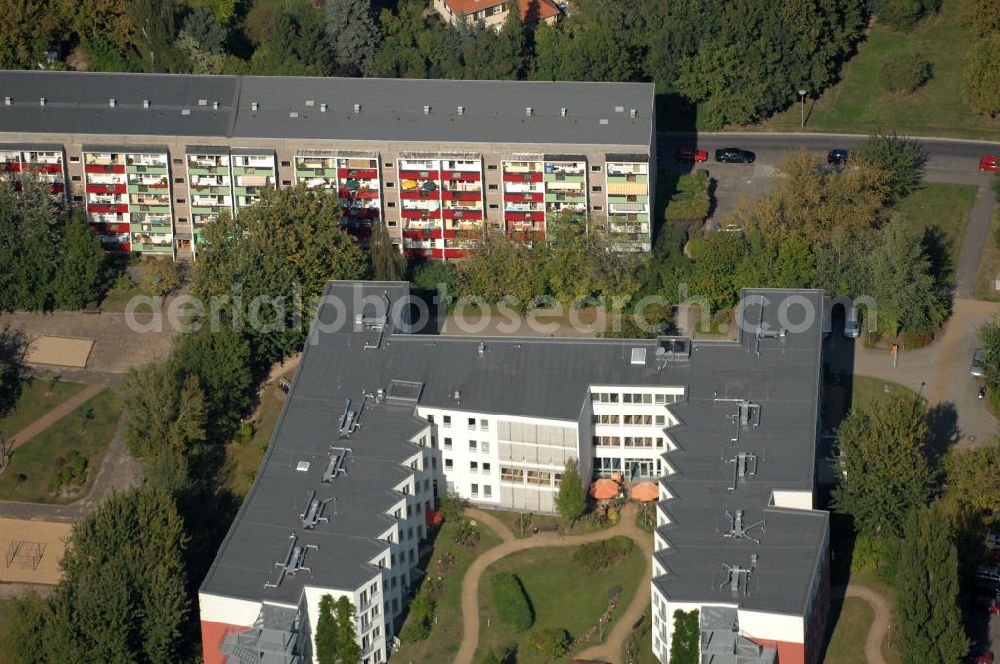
[432,0,562,31]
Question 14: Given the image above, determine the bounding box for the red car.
[971,652,995,664]
[981,156,999,172]
[676,147,708,163]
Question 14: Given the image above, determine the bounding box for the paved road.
[657,132,999,298]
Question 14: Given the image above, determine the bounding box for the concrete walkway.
[457,504,652,664]
[6,382,106,453]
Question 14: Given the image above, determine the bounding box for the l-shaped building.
[199,282,829,664]
[0,70,655,261]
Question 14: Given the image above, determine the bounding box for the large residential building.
[199,281,829,664]
[0,70,655,260]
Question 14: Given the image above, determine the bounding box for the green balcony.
[295,167,337,178]
[187,166,226,176]
[608,195,649,204]
[543,173,585,183]
[126,164,167,175]
[127,184,168,194]
[233,186,262,196]
[130,223,172,233]
[609,214,650,224]
[134,243,174,253]
[130,205,171,214]
[607,174,648,184]
[544,193,586,203]
[231,166,274,176]
[189,186,230,196]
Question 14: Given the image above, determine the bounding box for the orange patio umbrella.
[629,482,660,502]
[589,478,620,500]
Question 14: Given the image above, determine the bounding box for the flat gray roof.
[201,282,827,619]
[0,70,654,148]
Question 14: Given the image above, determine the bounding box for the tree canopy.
[554,459,586,522]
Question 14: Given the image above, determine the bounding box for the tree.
[669,609,699,664]
[879,0,940,31]
[832,390,931,540]
[326,0,382,75]
[965,0,1000,38]
[554,458,586,522]
[192,185,367,368]
[129,0,186,73]
[333,596,361,662]
[0,325,27,419]
[942,440,1000,525]
[316,594,338,664]
[895,502,968,664]
[0,0,67,69]
[0,176,62,312]
[856,133,928,203]
[456,228,544,309]
[38,486,189,662]
[369,221,406,281]
[979,316,1000,391]
[961,33,1000,119]
[399,592,435,641]
[686,231,746,310]
[52,210,105,310]
[181,5,227,54]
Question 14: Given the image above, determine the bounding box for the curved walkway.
[456,505,653,664]
[836,584,891,664]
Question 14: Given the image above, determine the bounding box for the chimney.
[423,105,431,115]
[525,106,533,117]
[457,105,465,116]
[560,107,567,117]
[108,98,117,108]
[142,99,150,109]
[212,101,220,110]
[353,103,361,113]
[320,103,328,113]
[3,96,12,106]
[629,108,637,119]
[39,97,46,107]
[251,101,260,111]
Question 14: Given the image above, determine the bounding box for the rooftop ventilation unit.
[727,452,758,494]
[338,398,362,437]
[362,290,392,350]
[615,105,625,113]
[599,118,609,125]
[654,338,691,368]
[295,461,310,472]
[629,108,637,119]
[453,390,462,402]
[39,97,46,107]
[560,107,567,117]
[213,101,220,110]
[198,99,207,106]
[719,559,756,595]
[305,100,315,107]
[181,109,191,116]
[289,111,299,118]
[300,490,335,529]
[142,99,150,109]
[386,380,423,404]
[457,105,465,115]
[108,98,117,108]
[322,446,352,483]
[478,341,486,356]
[723,509,765,545]
[265,533,317,588]
[251,101,260,111]
[353,103,361,113]
[320,103,328,113]
[423,105,431,115]
[4,97,12,106]
[630,347,647,365]
[525,106,533,117]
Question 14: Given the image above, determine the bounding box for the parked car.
[971,651,995,664]
[981,156,999,172]
[972,348,987,378]
[715,148,756,164]
[844,307,861,339]
[827,149,850,165]
[676,147,708,163]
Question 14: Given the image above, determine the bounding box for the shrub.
[48,450,88,492]
[526,627,569,657]
[879,51,932,94]
[573,536,634,571]
[879,0,940,30]
[664,172,712,223]
[438,492,466,522]
[452,517,481,548]
[399,593,435,641]
[490,573,533,630]
[112,271,135,291]
[140,258,181,296]
[478,643,516,664]
[233,420,254,446]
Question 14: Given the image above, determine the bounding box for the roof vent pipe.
[629,108,637,119]
[142,99,150,109]
[423,105,431,115]
[457,105,465,115]
[3,96,12,106]
[525,106,533,117]
[320,103,328,113]
[109,98,117,108]
[353,103,361,113]
[251,101,259,111]
[39,97,46,107]
[560,107,567,117]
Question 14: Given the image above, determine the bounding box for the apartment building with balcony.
[0,70,654,261]
[201,281,829,664]
[0,143,67,201]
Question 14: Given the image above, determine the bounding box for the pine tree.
[334,596,361,662]
[369,221,406,282]
[896,502,968,664]
[53,209,105,310]
[326,0,382,75]
[554,459,586,522]
[316,594,338,664]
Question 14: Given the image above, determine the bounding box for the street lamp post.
[798,89,807,129]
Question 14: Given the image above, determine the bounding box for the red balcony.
[343,208,380,218]
[49,184,64,193]
[85,164,125,174]
[404,248,437,258]
[507,231,545,242]
[442,209,482,221]
[505,192,542,203]
[503,172,542,183]
[401,209,440,220]
[90,222,130,233]
[400,190,439,200]
[86,184,127,194]
[403,229,456,239]
[2,163,20,172]
[30,164,63,174]
[338,188,380,200]
[337,168,377,179]
[399,170,440,180]
[441,171,480,182]
[504,211,545,222]
[443,248,466,259]
[442,191,481,201]
[87,204,129,214]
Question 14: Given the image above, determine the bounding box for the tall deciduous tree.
[0,176,62,312]
[52,209,105,310]
[961,33,1000,119]
[0,324,27,419]
[316,594,339,664]
[895,501,968,664]
[334,596,361,662]
[832,390,931,540]
[0,0,67,69]
[326,0,382,75]
[554,459,586,522]
[369,221,406,282]
[856,133,928,203]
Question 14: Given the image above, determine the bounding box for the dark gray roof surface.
[201,282,827,616]
[0,70,653,147]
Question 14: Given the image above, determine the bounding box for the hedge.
[572,536,634,571]
[490,572,533,630]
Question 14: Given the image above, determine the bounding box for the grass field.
[0,389,121,503]
[893,183,978,282]
[824,597,874,664]
[474,539,646,663]
[0,598,16,664]
[763,0,1000,141]
[0,379,87,438]
[392,517,502,663]
[974,195,1000,301]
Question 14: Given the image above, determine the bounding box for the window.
[470,461,478,472]
[592,185,602,192]
[71,175,81,182]
[624,436,654,447]
[426,414,435,424]
[481,441,490,453]
[69,156,80,163]
[431,457,437,469]
[488,184,498,190]
[624,414,652,426]
[479,419,488,430]
[388,220,397,227]
[443,416,452,428]
[385,162,393,168]
[553,473,563,487]
[178,217,187,223]
[175,198,185,204]
[655,415,665,426]
[444,437,453,449]
[475,9,485,18]
[526,470,551,485]
[386,181,395,188]
[471,483,479,496]
[468,417,476,430]
[592,164,601,171]
[72,195,83,203]
[489,204,499,209]
[500,466,524,483]
[387,202,396,208]
[487,164,498,170]
[593,436,621,447]
[282,180,291,186]
[592,206,603,211]
[592,414,620,425]
[445,458,453,470]
[280,160,290,167]
[469,440,478,451]
[483,462,491,474]
[174,177,184,183]
[484,485,492,498]
[657,437,665,448]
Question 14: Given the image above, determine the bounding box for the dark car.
[828,149,849,165]
[715,148,756,164]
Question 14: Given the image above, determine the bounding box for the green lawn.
[0,598,16,664]
[824,597,873,664]
[974,197,1000,301]
[763,0,1000,141]
[0,378,87,438]
[892,183,977,282]
[392,517,502,663]
[474,539,646,663]
[0,389,121,503]
[852,375,922,408]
